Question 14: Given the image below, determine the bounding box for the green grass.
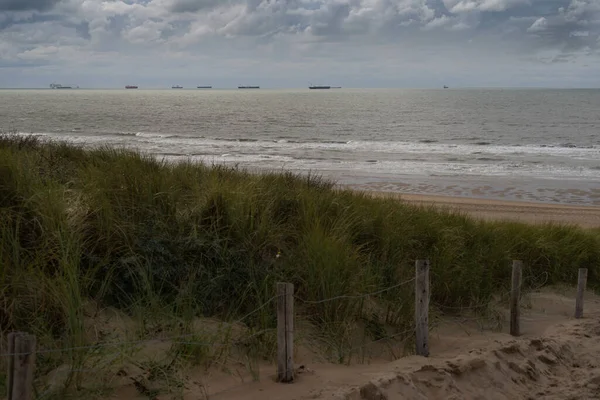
[1,133,599,397]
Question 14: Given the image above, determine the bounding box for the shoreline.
[353,190,600,228]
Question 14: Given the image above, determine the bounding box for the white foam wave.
[161,153,599,180]
[152,137,599,160]
[12,131,600,181]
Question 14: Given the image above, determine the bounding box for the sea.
[1,88,599,205]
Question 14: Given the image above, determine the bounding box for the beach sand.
[111,288,600,399]
[367,192,600,229]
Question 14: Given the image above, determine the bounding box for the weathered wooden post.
[276,282,294,382]
[510,260,523,336]
[7,332,36,400]
[415,260,430,357]
[575,268,588,319]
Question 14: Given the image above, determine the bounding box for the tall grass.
[1,133,599,397]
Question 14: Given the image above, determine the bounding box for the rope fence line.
[432,270,551,311]
[0,271,572,362]
[0,274,580,363]
[294,277,416,304]
[3,261,592,399]
[1,295,280,359]
[1,273,414,358]
[1,274,415,359]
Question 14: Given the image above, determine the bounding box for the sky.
[0,0,599,88]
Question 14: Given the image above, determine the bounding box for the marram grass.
[1,133,599,397]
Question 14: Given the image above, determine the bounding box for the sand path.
[134,288,600,400]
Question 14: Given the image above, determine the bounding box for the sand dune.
[106,272,600,400]
[205,194,600,399]
[109,192,600,400]
[336,318,600,400]
[175,289,600,400]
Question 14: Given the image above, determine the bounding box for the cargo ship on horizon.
[238,85,259,89]
[197,86,212,89]
[309,83,331,89]
[50,83,78,89]
[125,85,138,89]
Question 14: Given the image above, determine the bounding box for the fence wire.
[295,277,416,304]
[432,270,550,312]
[3,264,584,400]
[1,295,279,358]
[0,269,556,358]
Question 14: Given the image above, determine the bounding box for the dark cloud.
[310,3,351,36]
[169,0,222,13]
[523,0,600,53]
[0,13,61,30]
[0,0,61,12]
[0,0,598,86]
[0,59,50,68]
[62,20,91,40]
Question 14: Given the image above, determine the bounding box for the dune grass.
[1,133,599,398]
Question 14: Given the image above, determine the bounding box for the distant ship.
[309,83,331,89]
[125,85,138,89]
[444,85,449,89]
[197,86,212,89]
[50,83,78,89]
[172,85,183,89]
[238,85,259,89]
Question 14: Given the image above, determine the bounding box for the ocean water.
[2,88,599,205]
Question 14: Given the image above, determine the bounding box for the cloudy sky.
[1,0,599,88]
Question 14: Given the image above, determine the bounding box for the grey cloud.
[445,0,532,13]
[215,0,308,37]
[0,0,598,86]
[0,0,61,11]
[0,59,50,68]
[523,0,600,53]
[169,0,222,13]
[0,13,62,30]
[65,20,90,40]
[551,53,576,63]
[309,3,351,36]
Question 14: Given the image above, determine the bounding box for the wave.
[14,131,48,137]
[169,155,600,180]
[191,136,598,152]
[15,132,599,167]
[476,157,505,161]
[111,131,199,139]
[154,137,598,159]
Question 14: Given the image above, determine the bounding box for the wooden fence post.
[415,260,430,357]
[575,268,588,319]
[7,333,16,400]
[510,260,522,337]
[276,282,294,383]
[6,332,36,400]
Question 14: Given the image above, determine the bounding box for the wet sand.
[336,175,600,207]
[367,192,600,228]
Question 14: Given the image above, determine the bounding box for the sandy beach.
[367,192,600,229]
